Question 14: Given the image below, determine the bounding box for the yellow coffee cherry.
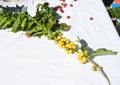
[65,44,69,48]
[54,40,58,44]
[59,44,63,48]
[61,38,64,42]
[62,38,66,42]
[70,42,74,46]
[58,41,63,44]
[52,32,56,35]
[84,50,88,54]
[65,49,69,54]
[65,47,70,51]
[54,36,76,55]
[61,45,66,48]
[68,50,73,54]
[84,50,88,56]
[82,57,87,63]
[57,35,62,40]
[72,45,76,49]
[77,52,84,57]
[66,39,70,44]
[68,44,72,49]
[79,60,84,64]
[78,56,82,60]
[60,42,64,45]
[55,30,59,33]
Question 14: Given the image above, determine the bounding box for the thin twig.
[87,58,110,85]
[99,69,111,85]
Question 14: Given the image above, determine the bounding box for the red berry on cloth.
[67,16,71,19]
[60,9,64,13]
[70,4,73,7]
[89,17,93,20]
[58,6,64,13]
[62,3,67,8]
[62,0,65,2]
[54,6,59,10]
[26,34,31,38]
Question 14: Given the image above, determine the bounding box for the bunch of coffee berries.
[54,35,76,54]
[77,51,89,64]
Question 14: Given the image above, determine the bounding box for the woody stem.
[87,58,110,85]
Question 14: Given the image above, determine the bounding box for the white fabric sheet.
[0,0,120,85]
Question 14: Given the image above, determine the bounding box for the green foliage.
[0,2,117,59]
[20,18,27,30]
[0,2,70,39]
[116,22,120,27]
[12,15,21,32]
[90,48,117,58]
[109,8,120,18]
[108,8,120,28]
[2,17,14,29]
[0,16,7,25]
[76,37,117,59]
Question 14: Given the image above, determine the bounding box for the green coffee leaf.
[20,18,27,30]
[2,17,14,29]
[90,48,117,58]
[32,31,43,37]
[26,22,34,30]
[11,16,20,32]
[0,17,8,25]
[59,23,71,31]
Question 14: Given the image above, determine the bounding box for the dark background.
[102,0,114,6]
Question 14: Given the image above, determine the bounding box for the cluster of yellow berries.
[53,31,89,63]
[54,35,76,54]
[77,51,88,64]
[52,31,62,36]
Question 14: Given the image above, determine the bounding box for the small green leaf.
[90,48,117,58]
[76,36,81,43]
[20,18,27,30]
[59,23,71,31]
[26,22,34,30]
[35,27,43,31]
[46,21,53,30]
[26,27,37,35]
[20,13,27,20]
[2,17,14,29]
[11,15,20,32]
[0,16,8,25]
[32,31,43,37]
[41,16,48,23]
[46,31,53,39]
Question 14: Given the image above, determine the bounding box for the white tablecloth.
[0,0,120,85]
